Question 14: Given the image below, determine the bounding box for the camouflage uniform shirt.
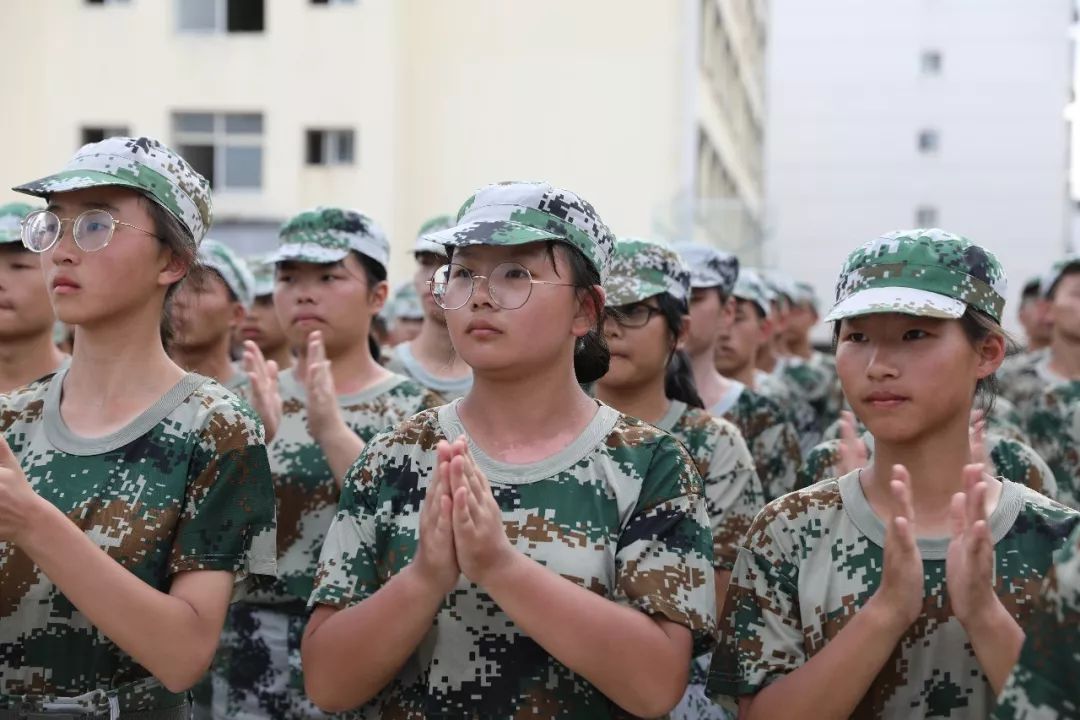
[0,370,277,711]
[1026,380,1080,510]
[383,343,473,401]
[755,370,820,455]
[310,401,716,718]
[708,471,1079,719]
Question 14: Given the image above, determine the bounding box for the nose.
[603,313,622,340]
[48,220,80,267]
[865,342,900,381]
[469,274,495,310]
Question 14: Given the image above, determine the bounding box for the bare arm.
[303,331,365,485]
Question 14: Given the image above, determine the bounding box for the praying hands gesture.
[243,340,282,443]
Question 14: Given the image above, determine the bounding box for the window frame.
[173,111,264,192]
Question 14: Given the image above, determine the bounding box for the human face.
[171,270,244,352]
[0,246,55,341]
[42,186,185,330]
[716,299,768,377]
[835,313,1003,444]
[442,242,595,380]
[240,295,289,355]
[1051,273,1080,344]
[598,298,681,392]
[1018,297,1052,348]
[274,253,388,356]
[414,251,447,323]
[685,287,731,356]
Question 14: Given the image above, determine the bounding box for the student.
[301,182,716,718]
[202,206,443,719]
[240,255,293,373]
[594,236,764,720]
[0,136,276,718]
[170,238,256,395]
[1016,276,1052,353]
[0,202,66,392]
[786,280,844,430]
[383,215,473,399]
[675,243,802,502]
[708,228,1080,719]
[384,282,424,348]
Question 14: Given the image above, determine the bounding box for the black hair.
[1020,277,1042,303]
[735,297,767,321]
[1047,262,1080,300]
[542,242,609,384]
[348,250,388,360]
[145,199,201,348]
[654,293,705,409]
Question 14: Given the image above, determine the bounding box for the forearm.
[302,563,448,712]
[743,598,905,720]
[965,599,1025,696]
[316,423,366,486]
[482,552,693,718]
[20,502,230,692]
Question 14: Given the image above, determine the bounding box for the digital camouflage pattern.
[1000,349,1062,422]
[731,268,773,316]
[383,343,472,401]
[708,471,1079,719]
[203,371,442,718]
[413,214,453,257]
[754,370,821,455]
[388,281,423,321]
[824,228,1008,324]
[0,370,276,713]
[269,207,390,272]
[200,239,256,307]
[1026,380,1080,510]
[13,136,213,248]
[605,236,690,307]
[654,401,762,720]
[0,202,38,245]
[994,520,1080,719]
[310,402,716,718]
[713,384,802,503]
[671,242,739,296]
[782,353,845,434]
[245,255,275,298]
[422,181,616,282]
[796,432,1059,502]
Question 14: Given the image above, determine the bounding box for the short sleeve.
[308,441,384,609]
[752,419,802,503]
[704,425,765,571]
[614,435,716,653]
[796,441,842,491]
[169,397,277,580]
[707,517,805,710]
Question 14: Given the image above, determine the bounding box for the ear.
[368,280,390,316]
[975,331,1006,380]
[759,315,774,343]
[675,314,691,351]
[157,245,189,289]
[573,286,605,338]
[229,301,246,329]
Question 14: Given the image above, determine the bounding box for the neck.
[263,343,294,371]
[594,375,670,425]
[688,346,733,409]
[1048,332,1080,379]
[756,345,778,373]
[0,330,65,393]
[170,336,237,385]
[789,336,814,359]
[296,338,386,395]
[410,319,471,378]
[725,360,757,389]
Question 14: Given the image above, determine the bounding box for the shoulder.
[799,439,843,487]
[186,377,266,449]
[744,476,847,556]
[363,407,445,459]
[1009,482,1080,539]
[384,374,446,412]
[0,375,52,432]
[606,412,703,497]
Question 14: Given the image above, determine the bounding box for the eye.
[277,274,293,284]
[903,328,929,341]
[843,331,867,343]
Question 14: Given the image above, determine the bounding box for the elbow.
[303,666,363,714]
[154,638,219,695]
[618,668,689,719]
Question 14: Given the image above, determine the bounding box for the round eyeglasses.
[21,209,163,253]
[429,262,576,311]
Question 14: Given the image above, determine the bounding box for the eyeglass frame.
[427,261,577,310]
[20,208,163,254]
[606,303,664,329]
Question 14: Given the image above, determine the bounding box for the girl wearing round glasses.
[0,136,276,718]
[594,236,764,720]
[302,182,715,717]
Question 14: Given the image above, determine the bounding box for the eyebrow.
[46,201,121,214]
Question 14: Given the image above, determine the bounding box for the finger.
[436,440,454,467]
[0,433,17,468]
[891,465,915,521]
[450,455,469,497]
[458,441,487,497]
[437,494,454,534]
[893,516,917,555]
[452,485,473,530]
[972,519,994,573]
[968,478,988,525]
[963,463,983,494]
[950,492,967,538]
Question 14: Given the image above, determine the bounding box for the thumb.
[0,433,18,469]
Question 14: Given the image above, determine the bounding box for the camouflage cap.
[389,281,423,321]
[732,268,774,316]
[414,214,453,257]
[270,206,390,274]
[794,281,819,311]
[824,228,1007,324]
[12,136,212,248]
[672,242,739,295]
[1041,254,1080,299]
[0,202,39,245]
[760,269,798,304]
[421,181,615,282]
[199,239,256,307]
[605,237,691,307]
[245,255,275,298]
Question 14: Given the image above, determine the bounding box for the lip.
[292,313,324,326]
[465,319,503,337]
[241,327,263,340]
[51,275,81,294]
[864,391,910,408]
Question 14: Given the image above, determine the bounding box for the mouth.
[292,314,324,326]
[465,320,502,337]
[51,277,81,295]
[864,392,910,408]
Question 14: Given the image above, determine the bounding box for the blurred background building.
[0,0,768,281]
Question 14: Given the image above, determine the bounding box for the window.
[178,0,264,32]
[305,129,356,166]
[81,126,129,146]
[915,206,939,227]
[921,50,942,75]
[173,112,263,190]
[917,129,939,153]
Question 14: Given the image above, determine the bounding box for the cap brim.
[823,286,966,323]
[414,238,448,256]
[423,220,563,250]
[267,243,350,266]
[13,169,148,200]
[606,283,668,308]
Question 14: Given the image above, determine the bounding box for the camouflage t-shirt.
[796,432,1059,502]
[711,381,802,503]
[708,471,1079,719]
[654,400,765,570]
[994,520,1080,719]
[0,369,277,710]
[310,401,716,718]
[1000,350,1062,422]
[383,342,473,401]
[1026,380,1080,510]
[755,370,821,455]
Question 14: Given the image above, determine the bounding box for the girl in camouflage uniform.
[0,136,277,719]
[709,229,1080,719]
[303,182,717,718]
[594,236,765,720]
